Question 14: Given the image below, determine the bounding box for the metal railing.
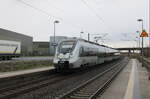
[138,56,150,71]
[137,56,150,80]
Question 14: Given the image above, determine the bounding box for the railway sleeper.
[79,88,97,92]
[60,61,127,99]
[73,94,91,97]
[73,93,92,97]
[78,90,95,94]
[76,91,93,94]
[69,95,89,99]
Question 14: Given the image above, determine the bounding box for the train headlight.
[58,54,64,59]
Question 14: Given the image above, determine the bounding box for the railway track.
[0,70,62,99]
[1,70,94,99]
[0,67,98,99]
[0,57,128,99]
[56,58,129,99]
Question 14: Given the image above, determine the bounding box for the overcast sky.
[0,0,149,48]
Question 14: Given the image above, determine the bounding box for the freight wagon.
[0,40,21,60]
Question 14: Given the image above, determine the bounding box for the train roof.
[78,39,117,50]
[60,38,117,50]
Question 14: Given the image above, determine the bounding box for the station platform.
[99,59,150,99]
[0,66,54,79]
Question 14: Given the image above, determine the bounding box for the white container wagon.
[0,40,21,60]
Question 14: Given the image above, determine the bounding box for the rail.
[56,58,129,99]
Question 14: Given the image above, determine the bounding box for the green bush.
[0,61,53,72]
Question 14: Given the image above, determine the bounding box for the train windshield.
[58,41,76,54]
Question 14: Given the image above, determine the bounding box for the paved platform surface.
[138,60,150,99]
[0,66,54,78]
[99,59,150,99]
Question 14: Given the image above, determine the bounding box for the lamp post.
[88,33,90,41]
[137,19,144,66]
[53,20,59,54]
[54,20,59,43]
[137,19,143,50]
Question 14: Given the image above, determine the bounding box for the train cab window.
[58,41,76,54]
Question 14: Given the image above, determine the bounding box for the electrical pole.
[88,33,90,41]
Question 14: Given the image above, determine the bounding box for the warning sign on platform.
[140,30,148,37]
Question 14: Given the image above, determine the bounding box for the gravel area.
[14,59,124,99]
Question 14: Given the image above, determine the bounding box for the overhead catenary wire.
[80,0,104,22]
[46,0,65,13]
[19,0,114,38]
[90,0,104,13]
[19,0,63,20]
[80,0,115,35]
[18,0,87,34]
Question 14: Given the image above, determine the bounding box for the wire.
[80,0,104,22]
[18,0,84,30]
[46,0,65,13]
[19,0,105,36]
[19,0,63,20]
[80,0,115,33]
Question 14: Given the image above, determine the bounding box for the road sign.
[140,30,148,37]
[51,43,58,46]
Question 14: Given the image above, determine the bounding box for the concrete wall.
[0,28,33,56]
[33,42,49,56]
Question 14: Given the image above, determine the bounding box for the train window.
[79,46,99,57]
[58,41,76,54]
[79,47,84,57]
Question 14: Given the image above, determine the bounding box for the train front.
[53,40,77,71]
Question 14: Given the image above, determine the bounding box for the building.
[49,36,76,55]
[49,36,67,55]
[33,42,49,56]
[0,28,33,56]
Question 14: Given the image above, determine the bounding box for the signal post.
[140,30,148,66]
